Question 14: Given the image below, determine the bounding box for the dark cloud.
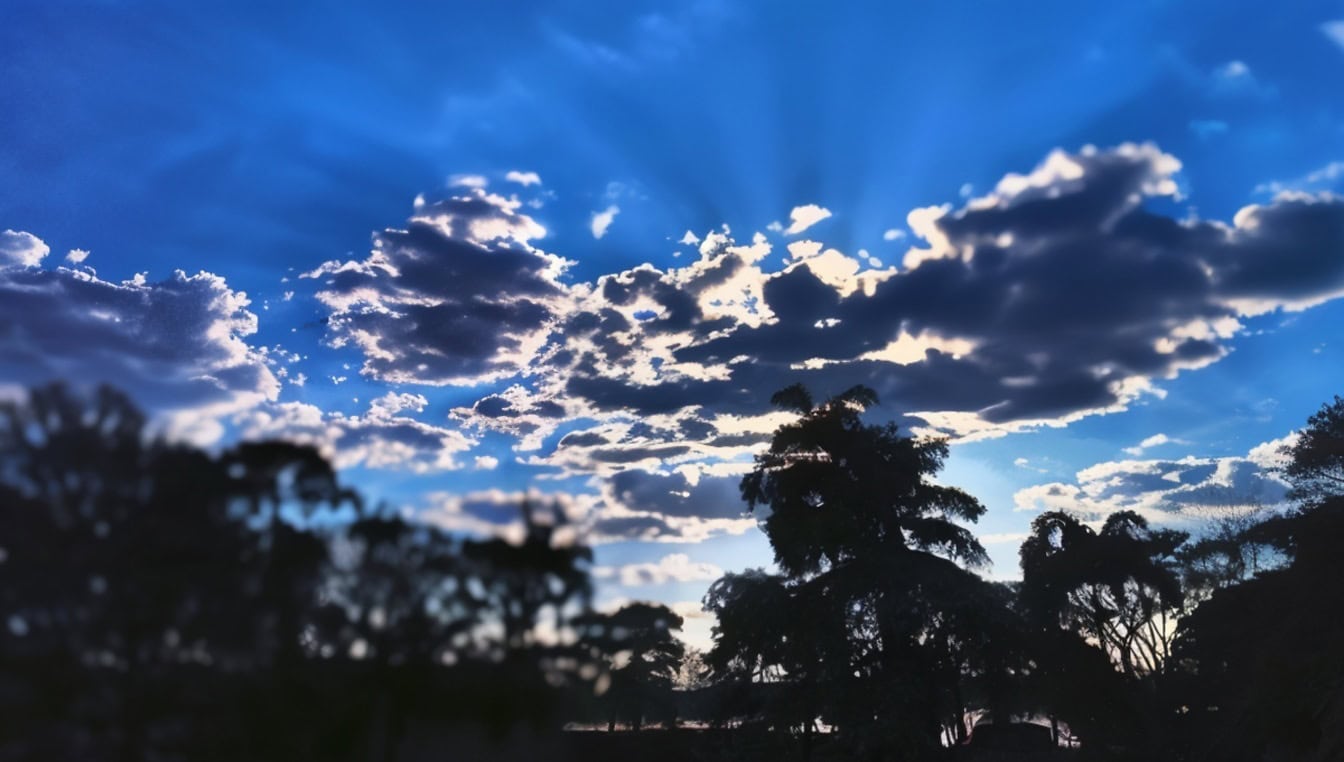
[606,469,748,520]
[589,514,675,541]
[0,244,277,441]
[304,191,570,386]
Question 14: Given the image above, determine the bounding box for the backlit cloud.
[1014,434,1298,525]
[783,204,833,235]
[0,248,277,443]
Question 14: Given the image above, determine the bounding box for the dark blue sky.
[4,0,1344,646]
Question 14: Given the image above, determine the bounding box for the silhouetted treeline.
[1,382,1341,761]
[0,383,681,761]
[698,385,1344,762]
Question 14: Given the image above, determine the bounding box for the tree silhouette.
[576,602,685,731]
[1020,510,1186,679]
[1172,395,1344,762]
[708,384,997,758]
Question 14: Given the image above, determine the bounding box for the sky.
[3,0,1344,649]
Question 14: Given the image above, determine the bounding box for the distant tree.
[1020,510,1187,678]
[0,384,281,759]
[1172,395,1344,762]
[1281,395,1344,506]
[577,602,685,731]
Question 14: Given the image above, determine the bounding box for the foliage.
[707,384,1003,757]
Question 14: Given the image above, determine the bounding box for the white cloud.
[505,170,542,186]
[1014,435,1296,525]
[1209,60,1275,98]
[1322,20,1344,51]
[235,396,477,474]
[783,204,832,235]
[978,532,1028,545]
[677,230,701,246]
[65,248,90,264]
[0,230,50,267]
[593,553,724,587]
[1255,160,1344,196]
[882,228,907,241]
[591,205,620,239]
[448,173,488,188]
[1123,432,1181,456]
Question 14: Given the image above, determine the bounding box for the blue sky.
[4,0,1344,647]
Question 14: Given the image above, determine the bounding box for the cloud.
[591,205,620,239]
[303,190,571,386]
[978,532,1029,545]
[593,553,723,586]
[1014,434,1298,525]
[428,144,1344,482]
[505,170,542,186]
[882,228,907,241]
[418,489,590,545]
[234,393,477,473]
[783,204,832,235]
[1254,160,1344,196]
[0,253,277,443]
[1208,60,1275,98]
[291,144,1344,535]
[448,173,488,189]
[0,230,50,267]
[1323,20,1344,52]
[65,248,90,264]
[1122,433,1184,456]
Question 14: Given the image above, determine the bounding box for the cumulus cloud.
[591,205,620,239]
[303,190,571,386]
[234,393,477,473]
[0,230,50,267]
[1014,434,1298,525]
[783,204,832,235]
[505,170,542,186]
[65,248,90,264]
[593,553,723,587]
[399,145,1344,478]
[292,144,1344,536]
[1,251,278,442]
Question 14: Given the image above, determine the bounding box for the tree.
[0,384,282,760]
[741,384,987,578]
[708,384,994,757]
[1020,510,1187,679]
[1172,395,1344,762]
[1281,395,1344,506]
[577,603,685,731]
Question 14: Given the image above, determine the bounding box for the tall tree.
[1020,510,1187,678]
[709,384,994,757]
